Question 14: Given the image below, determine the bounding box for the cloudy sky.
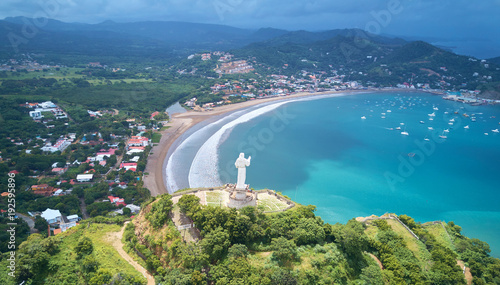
[1,0,499,58]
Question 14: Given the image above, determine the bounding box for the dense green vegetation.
[122,194,500,284]
[0,223,146,284]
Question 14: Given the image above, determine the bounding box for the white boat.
[428,127,434,130]
[428,112,436,117]
[448,122,454,125]
[484,133,489,136]
[396,127,401,130]
[400,123,405,125]
[424,137,430,141]
[471,118,477,122]
[381,116,386,119]
[361,116,366,120]
[444,129,450,133]
[444,111,449,114]
[450,118,455,122]
[381,113,386,116]
[420,121,425,124]
[429,118,434,121]
[464,125,469,129]
[433,107,439,111]
[492,129,499,133]
[401,126,409,136]
[387,110,392,113]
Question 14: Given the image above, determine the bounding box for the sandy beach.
[143,90,366,196]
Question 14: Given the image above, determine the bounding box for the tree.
[292,217,325,245]
[359,265,384,285]
[34,216,49,234]
[177,194,201,216]
[145,194,173,228]
[75,236,94,259]
[271,237,298,264]
[200,227,231,262]
[332,219,369,258]
[228,244,249,259]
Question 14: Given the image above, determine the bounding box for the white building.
[76,174,94,182]
[66,215,80,223]
[41,208,62,224]
[29,110,43,119]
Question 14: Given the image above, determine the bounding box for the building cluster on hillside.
[24,101,68,121]
[216,60,254,74]
[37,208,80,235]
[0,57,60,72]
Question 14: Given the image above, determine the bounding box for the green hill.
[121,193,500,284]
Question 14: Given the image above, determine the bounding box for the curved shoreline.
[143,89,420,196]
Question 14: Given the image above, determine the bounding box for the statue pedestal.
[226,185,257,209]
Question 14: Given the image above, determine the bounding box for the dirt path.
[368,253,384,270]
[79,198,89,220]
[106,222,155,285]
[457,260,473,285]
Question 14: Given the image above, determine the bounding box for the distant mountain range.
[0,17,498,96]
[1,17,498,62]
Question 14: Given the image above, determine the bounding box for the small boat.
[381,116,386,119]
[396,127,402,130]
[428,112,436,117]
[464,125,469,129]
[433,107,439,111]
[381,113,386,116]
[387,110,392,113]
[493,129,499,133]
[424,137,430,141]
[401,126,409,136]
[400,123,405,125]
[420,121,425,124]
[448,122,454,125]
[444,129,450,133]
[444,111,449,114]
[471,118,477,122]
[484,133,489,136]
[408,153,416,157]
[449,118,455,122]
[361,116,366,120]
[428,127,434,130]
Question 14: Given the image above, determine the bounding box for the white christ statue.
[235,153,251,190]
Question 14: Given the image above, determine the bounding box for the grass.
[205,191,225,207]
[57,223,146,283]
[152,132,162,143]
[423,222,455,250]
[160,126,171,131]
[257,193,290,212]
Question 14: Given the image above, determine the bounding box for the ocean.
[169,91,500,257]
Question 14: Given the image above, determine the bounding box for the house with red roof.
[127,136,150,148]
[150,111,160,120]
[31,184,56,196]
[107,196,126,206]
[120,162,137,172]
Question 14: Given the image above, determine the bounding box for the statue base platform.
[226,184,258,209]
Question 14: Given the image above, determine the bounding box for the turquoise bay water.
[217,92,500,256]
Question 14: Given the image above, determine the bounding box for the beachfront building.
[120,162,137,172]
[127,136,150,148]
